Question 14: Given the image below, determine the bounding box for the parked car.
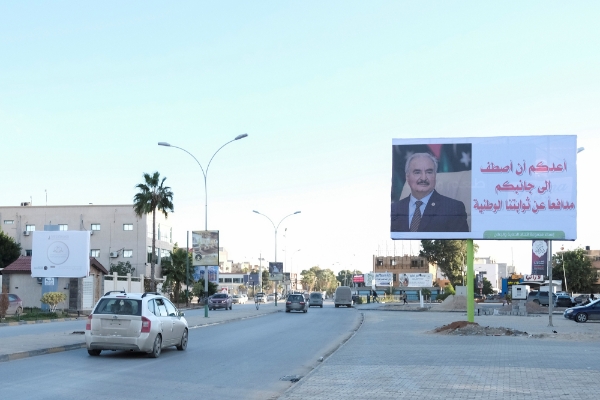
[85,291,188,358]
[528,291,557,306]
[5,294,23,315]
[309,292,324,308]
[209,293,233,310]
[232,294,246,304]
[554,294,575,308]
[285,294,308,313]
[267,293,276,302]
[563,298,600,323]
[474,294,486,303]
[573,294,590,304]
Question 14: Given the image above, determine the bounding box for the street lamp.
[253,210,301,306]
[561,246,568,293]
[159,134,248,318]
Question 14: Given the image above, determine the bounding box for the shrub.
[40,292,67,312]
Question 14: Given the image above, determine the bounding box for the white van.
[334,286,353,308]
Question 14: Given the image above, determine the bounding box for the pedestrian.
[591,293,596,301]
[402,293,408,305]
[372,290,379,303]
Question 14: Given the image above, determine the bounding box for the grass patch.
[1,309,69,323]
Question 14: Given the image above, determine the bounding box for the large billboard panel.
[391,135,577,240]
[397,273,434,288]
[269,262,283,281]
[374,273,393,286]
[31,231,91,278]
[192,230,219,266]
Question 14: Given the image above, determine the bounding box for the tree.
[419,240,478,286]
[192,279,218,299]
[300,268,317,292]
[0,287,9,321]
[161,247,194,307]
[109,261,135,276]
[552,248,596,293]
[337,270,357,287]
[261,270,270,292]
[133,171,174,291]
[41,292,67,312]
[0,231,21,269]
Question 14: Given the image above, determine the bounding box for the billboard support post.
[548,240,554,327]
[467,239,474,323]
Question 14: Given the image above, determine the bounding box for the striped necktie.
[410,201,423,232]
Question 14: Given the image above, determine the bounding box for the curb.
[0,318,83,328]
[0,343,86,363]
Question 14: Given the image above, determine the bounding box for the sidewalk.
[0,304,281,362]
[280,306,600,400]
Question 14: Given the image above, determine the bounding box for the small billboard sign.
[192,230,219,266]
[31,231,91,278]
[397,273,433,288]
[269,262,283,281]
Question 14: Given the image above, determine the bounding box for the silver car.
[85,291,188,358]
[286,294,308,313]
[309,292,324,308]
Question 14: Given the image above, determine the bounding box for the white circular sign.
[47,241,69,265]
[532,240,548,258]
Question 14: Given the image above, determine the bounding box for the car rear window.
[310,294,322,298]
[213,294,227,299]
[288,295,303,301]
[94,298,142,316]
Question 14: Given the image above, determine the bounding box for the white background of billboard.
[391,135,577,240]
[397,273,433,288]
[31,231,91,278]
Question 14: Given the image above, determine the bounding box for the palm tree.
[133,172,174,291]
[161,247,193,307]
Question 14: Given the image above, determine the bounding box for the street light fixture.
[252,210,301,306]
[159,134,248,318]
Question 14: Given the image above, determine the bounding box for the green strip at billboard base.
[483,231,565,240]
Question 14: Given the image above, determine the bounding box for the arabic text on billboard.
[374,273,393,286]
[192,231,219,266]
[391,135,577,240]
[397,273,433,288]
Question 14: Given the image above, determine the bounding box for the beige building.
[0,203,174,279]
[372,255,438,287]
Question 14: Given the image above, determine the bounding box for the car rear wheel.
[320,305,323,308]
[177,329,188,351]
[149,334,162,358]
[87,349,101,356]
[229,305,232,310]
[335,304,339,308]
[303,310,307,313]
[575,313,588,323]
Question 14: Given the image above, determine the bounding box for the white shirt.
[409,191,434,229]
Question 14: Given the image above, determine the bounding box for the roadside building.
[0,203,174,279]
[372,254,438,287]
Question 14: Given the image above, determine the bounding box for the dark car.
[285,294,308,313]
[554,294,574,308]
[573,294,590,304]
[528,291,557,306]
[208,293,232,310]
[564,299,600,323]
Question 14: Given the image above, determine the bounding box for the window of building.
[91,249,100,257]
[123,250,133,258]
[233,278,242,283]
[26,250,32,256]
[123,224,133,231]
[59,224,68,231]
[26,224,35,231]
[3,220,14,224]
[391,258,397,266]
[219,278,224,283]
[376,258,383,266]
[224,278,232,283]
[91,224,101,231]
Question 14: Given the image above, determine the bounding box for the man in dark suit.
[391,153,469,232]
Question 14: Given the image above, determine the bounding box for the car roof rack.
[142,292,161,298]
[104,290,126,296]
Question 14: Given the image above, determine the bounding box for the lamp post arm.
[169,145,207,179]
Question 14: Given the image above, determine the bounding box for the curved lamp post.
[159,134,248,317]
[253,210,301,306]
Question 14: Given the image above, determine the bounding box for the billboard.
[391,135,577,240]
[353,274,364,283]
[192,230,219,266]
[192,266,219,284]
[31,231,91,278]
[374,273,393,286]
[531,240,550,276]
[397,273,433,288]
[269,262,283,281]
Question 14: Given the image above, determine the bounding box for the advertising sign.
[391,135,577,240]
[364,273,373,287]
[374,273,393,286]
[524,274,545,282]
[192,266,219,283]
[269,262,283,281]
[531,240,550,276]
[31,231,91,278]
[397,273,433,288]
[353,274,364,283]
[192,230,219,266]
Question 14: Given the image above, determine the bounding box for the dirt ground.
[437,295,560,314]
[432,320,527,336]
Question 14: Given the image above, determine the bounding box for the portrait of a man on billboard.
[391,144,472,233]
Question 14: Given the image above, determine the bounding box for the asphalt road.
[0,302,360,400]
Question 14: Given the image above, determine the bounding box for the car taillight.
[86,314,92,330]
[286,301,291,305]
[300,302,305,305]
[141,316,151,333]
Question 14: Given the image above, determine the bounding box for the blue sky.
[2,2,599,275]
